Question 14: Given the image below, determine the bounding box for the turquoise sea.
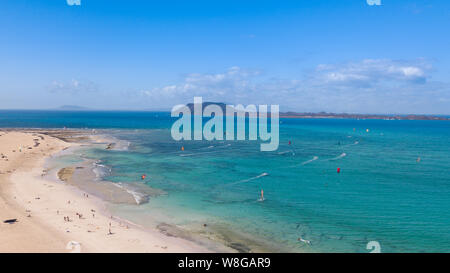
[1,110,449,252]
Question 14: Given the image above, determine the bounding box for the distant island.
[185,102,229,113]
[55,105,90,111]
[280,112,450,121]
[183,102,449,121]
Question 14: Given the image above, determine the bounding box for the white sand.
[0,131,214,253]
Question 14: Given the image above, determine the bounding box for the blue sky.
[0,0,449,114]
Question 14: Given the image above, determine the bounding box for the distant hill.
[55,105,90,111]
[186,102,229,113]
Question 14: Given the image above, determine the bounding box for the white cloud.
[66,0,81,6]
[49,79,98,94]
[135,59,449,114]
[315,59,430,86]
[139,67,262,105]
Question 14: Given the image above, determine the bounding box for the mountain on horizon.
[55,105,90,111]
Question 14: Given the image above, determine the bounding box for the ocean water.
[1,110,449,252]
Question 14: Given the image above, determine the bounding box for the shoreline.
[48,131,282,253]
[0,130,225,253]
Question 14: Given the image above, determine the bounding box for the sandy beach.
[0,130,217,253]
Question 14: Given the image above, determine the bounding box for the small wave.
[226,172,269,186]
[113,183,149,205]
[102,136,131,151]
[301,156,319,165]
[213,143,232,149]
[171,143,233,156]
[345,141,359,146]
[328,153,347,161]
[92,161,112,180]
[180,150,224,157]
[200,143,231,150]
[110,140,131,151]
[197,145,215,150]
[278,151,292,155]
[93,133,131,151]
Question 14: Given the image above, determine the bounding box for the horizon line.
[0,108,449,117]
